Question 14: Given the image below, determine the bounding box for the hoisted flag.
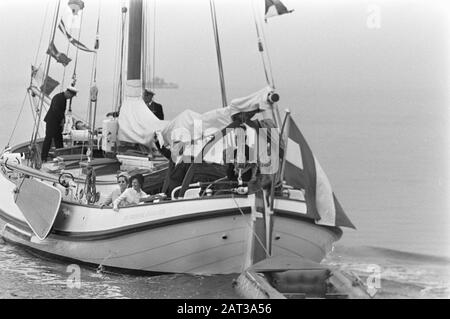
[58,19,95,53]
[265,0,293,21]
[46,42,72,67]
[31,65,60,96]
[283,117,355,228]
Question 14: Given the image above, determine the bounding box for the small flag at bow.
[282,116,355,229]
[265,0,293,21]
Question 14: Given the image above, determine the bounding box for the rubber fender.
[267,269,331,295]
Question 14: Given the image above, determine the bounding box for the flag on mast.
[58,19,95,53]
[46,42,72,67]
[31,65,60,96]
[283,117,355,228]
[265,0,293,21]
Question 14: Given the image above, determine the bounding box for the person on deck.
[41,86,78,162]
[226,144,255,183]
[154,132,191,196]
[113,174,149,211]
[226,127,257,184]
[143,89,164,120]
[99,172,129,208]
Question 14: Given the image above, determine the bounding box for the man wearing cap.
[143,89,164,120]
[41,86,78,162]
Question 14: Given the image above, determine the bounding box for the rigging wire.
[28,93,37,123]
[31,0,62,147]
[69,7,89,174]
[251,0,281,127]
[28,90,49,139]
[61,37,72,91]
[33,1,51,67]
[89,1,102,149]
[152,0,157,89]
[258,5,276,89]
[6,93,29,148]
[74,1,102,170]
[251,0,271,88]
[71,9,85,87]
[9,1,50,148]
[209,0,228,108]
[232,195,272,258]
[251,0,276,89]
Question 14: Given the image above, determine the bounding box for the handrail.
[2,162,114,185]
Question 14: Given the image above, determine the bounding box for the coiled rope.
[84,166,97,204]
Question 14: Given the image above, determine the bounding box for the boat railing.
[171,180,249,201]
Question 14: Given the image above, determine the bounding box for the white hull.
[0,172,341,275]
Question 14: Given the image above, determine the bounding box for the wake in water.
[324,245,450,299]
[1,238,449,299]
[0,241,239,299]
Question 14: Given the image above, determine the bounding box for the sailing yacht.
[0,0,354,280]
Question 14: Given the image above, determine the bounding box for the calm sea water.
[0,83,448,298]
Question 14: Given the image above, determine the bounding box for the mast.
[30,0,62,166]
[209,0,227,107]
[117,6,127,111]
[126,0,143,98]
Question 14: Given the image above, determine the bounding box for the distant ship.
[149,76,179,89]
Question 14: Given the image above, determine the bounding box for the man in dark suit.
[41,86,78,162]
[143,89,164,120]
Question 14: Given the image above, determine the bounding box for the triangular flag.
[265,0,294,21]
[58,19,95,53]
[283,117,355,228]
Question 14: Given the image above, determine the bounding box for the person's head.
[234,125,248,144]
[172,140,185,155]
[143,89,155,103]
[75,120,88,130]
[129,174,144,191]
[64,86,78,99]
[116,172,129,191]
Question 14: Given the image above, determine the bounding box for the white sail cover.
[118,86,275,148]
[161,110,202,143]
[229,86,273,115]
[161,86,274,145]
[117,97,168,147]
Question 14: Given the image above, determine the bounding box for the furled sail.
[118,87,278,158]
[158,87,280,170]
[161,86,275,145]
[117,98,168,147]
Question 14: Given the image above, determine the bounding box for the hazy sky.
[0,0,448,95]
